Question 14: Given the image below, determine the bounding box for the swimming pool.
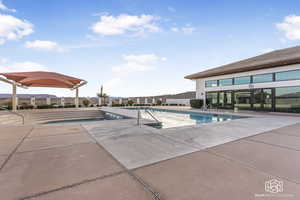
[127,107,246,128]
[43,112,128,124]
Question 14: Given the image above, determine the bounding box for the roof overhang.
[185,45,300,80]
[0,71,87,89]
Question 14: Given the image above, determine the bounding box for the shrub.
[64,104,76,108]
[127,100,134,106]
[190,99,204,108]
[20,105,34,109]
[156,100,162,105]
[82,99,91,107]
[37,104,54,109]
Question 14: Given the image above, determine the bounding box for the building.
[119,91,195,106]
[185,46,300,113]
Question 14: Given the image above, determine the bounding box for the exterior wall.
[35,98,47,105]
[196,64,300,99]
[166,99,190,106]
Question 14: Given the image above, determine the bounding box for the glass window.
[219,78,233,86]
[234,76,250,85]
[206,92,218,108]
[205,80,218,87]
[252,73,273,83]
[219,91,233,109]
[275,70,300,81]
[275,86,300,113]
[234,90,251,110]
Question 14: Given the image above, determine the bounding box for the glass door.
[252,89,273,111]
[234,90,251,110]
[262,89,273,111]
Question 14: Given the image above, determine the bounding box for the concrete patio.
[0,108,300,199]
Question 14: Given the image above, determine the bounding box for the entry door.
[262,89,273,111]
[252,89,273,111]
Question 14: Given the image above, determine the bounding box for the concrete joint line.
[20,171,125,200]
[80,124,162,200]
[205,149,300,185]
[0,126,34,171]
[15,141,94,155]
[247,138,300,152]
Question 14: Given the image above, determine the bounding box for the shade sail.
[0,71,84,88]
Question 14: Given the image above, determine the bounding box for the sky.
[1,0,300,97]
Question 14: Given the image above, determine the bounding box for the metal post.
[12,82,17,112]
[75,88,79,108]
[137,110,141,126]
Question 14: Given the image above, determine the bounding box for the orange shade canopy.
[0,71,85,88]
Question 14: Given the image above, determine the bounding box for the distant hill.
[0,94,57,98]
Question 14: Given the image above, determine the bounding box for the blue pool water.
[127,107,245,128]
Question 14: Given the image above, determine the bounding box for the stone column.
[145,98,148,104]
[46,97,51,105]
[152,98,155,104]
[61,98,65,107]
[75,88,79,108]
[119,98,122,104]
[30,97,36,106]
[137,98,140,104]
[12,82,17,111]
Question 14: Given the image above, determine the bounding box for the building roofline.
[185,45,300,80]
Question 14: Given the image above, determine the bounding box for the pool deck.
[0,107,300,199]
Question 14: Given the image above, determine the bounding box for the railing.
[137,108,161,126]
[0,107,25,124]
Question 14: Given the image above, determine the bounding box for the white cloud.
[91,14,160,36]
[276,15,300,40]
[103,78,122,90]
[260,48,275,54]
[0,1,16,12]
[0,14,33,44]
[24,40,59,51]
[167,6,176,12]
[0,57,46,72]
[171,25,196,34]
[112,54,166,73]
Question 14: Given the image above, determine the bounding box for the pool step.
[18,109,106,124]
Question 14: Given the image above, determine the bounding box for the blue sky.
[0,0,300,97]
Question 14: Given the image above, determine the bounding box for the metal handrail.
[0,107,25,124]
[137,109,161,126]
[145,109,161,123]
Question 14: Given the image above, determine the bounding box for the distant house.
[185,45,300,113]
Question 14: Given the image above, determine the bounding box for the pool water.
[127,108,245,129]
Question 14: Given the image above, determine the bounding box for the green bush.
[112,103,125,107]
[19,105,34,109]
[82,99,91,107]
[37,104,54,109]
[127,100,134,106]
[156,100,162,105]
[190,99,204,108]
[64,104,76,108]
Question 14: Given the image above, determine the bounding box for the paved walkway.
[0,118,299,199]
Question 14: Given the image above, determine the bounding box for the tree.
[97,85,109,105]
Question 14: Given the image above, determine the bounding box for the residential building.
[185,46,300,113]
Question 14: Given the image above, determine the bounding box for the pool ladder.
[137,109,161,126]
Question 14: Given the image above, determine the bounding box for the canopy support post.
[75,88,79,108]
[12,82,17,112]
